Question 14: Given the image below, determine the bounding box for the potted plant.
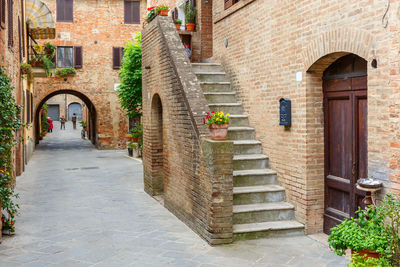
[80,121,87,130]
[203,111,230,140]
[128,124,142,142]
[174,19,182,31]
[156,5,169,16]
[183,2,196,31]
[127,141,135,157]
[328,206,388,261]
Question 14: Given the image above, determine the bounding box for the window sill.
[214,0,257,24]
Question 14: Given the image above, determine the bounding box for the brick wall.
[212,0,400,233]
[142,16,233,245]
[33,0,147,149]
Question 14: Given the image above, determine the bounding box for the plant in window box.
[183,2,196,31]
[203,111,230,140]
[55,68,77,77]
[156,5,169,16]
[173,19,182,31]
[20,63,34,83]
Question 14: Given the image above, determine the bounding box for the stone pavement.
[0,122,349,266]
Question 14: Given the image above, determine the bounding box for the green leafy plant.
[44,42,56,57]
[378,193,400,266]
[117,33,142,119]
[20,63,33,83]
[349,253,391,267]
[0,67,22,233]
[127,141,138,150]
[55,68,77,76]
[80,121,87,128]
[173,19,182,25]
[40,104,49,133]
[29,42,56,76]
[183,2,196,23]
[328,206,388,256]
[203,111,230,126]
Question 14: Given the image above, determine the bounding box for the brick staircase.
[192,63,304,240]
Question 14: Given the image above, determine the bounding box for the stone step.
[233,202,295,224]
[195,72,227,82]
[233,154,269,171]
[233,140,262,155]
[233,184,285,204]
[208,103,243,114]
[233,221,304,240]
[192,63,222,72]
[227,127,255,140]
[229,115,249,127]
[200,82,232,92]
[233,169,278,187]
[203,92,236,103]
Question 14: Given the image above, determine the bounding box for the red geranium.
[147,6,156,11]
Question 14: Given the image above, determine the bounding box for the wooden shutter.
[0,0,5,29]
[21,0,24,56]
[172,8,178,20]
[65,0,73,22]
[30,92,33,123]
[18,17,21,62]
[112,47,121,69]
[74,46,82,68]
[7,0,13,48]
[224,0,234,9]
[57,0,73,22]
[26,91,30,124]
[124,0,140,24]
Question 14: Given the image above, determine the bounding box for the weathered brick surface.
[212,0,400,233]
[33,0,147,149]
[142,16,233,245]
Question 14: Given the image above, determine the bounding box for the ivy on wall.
[117,33,142,119]
[0,67,22,233]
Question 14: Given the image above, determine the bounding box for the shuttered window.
[112,47,124,69]
[171,8,178,21]
[0,0,5,29]
[57,46,82,68]
[7,0,13,48]
[124,0,140,24]
[74,46,82,68]
[26,91,31,124]
[18,17,21,61]
[57,0,73,22]
[224,0,239,9]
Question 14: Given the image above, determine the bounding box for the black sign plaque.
[279,98,291,126]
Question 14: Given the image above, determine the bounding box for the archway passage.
[35,90,97,146]
[323,54,367,234]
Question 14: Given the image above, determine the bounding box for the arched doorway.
[323,54,368,233]
[68,102,82,121]
[149,94,164,195]
[35,90,97,146]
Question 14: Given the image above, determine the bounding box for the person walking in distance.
[47,117,53,133]
[60,117,66,130]
[72,113,77,130]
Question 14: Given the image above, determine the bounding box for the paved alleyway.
[0,122,349,266]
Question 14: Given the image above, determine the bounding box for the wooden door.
[323,54,368,234]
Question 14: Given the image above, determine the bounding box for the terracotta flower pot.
[132,137,139,142]
[186,23,195,32]
[175,24,181,31]
[159,9,168,16]
[209,124,229,140]
[351,250,380,259]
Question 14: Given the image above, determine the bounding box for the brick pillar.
[202,139,234,245]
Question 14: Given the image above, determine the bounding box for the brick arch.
[34,89,97,146]
[303,28,374,71]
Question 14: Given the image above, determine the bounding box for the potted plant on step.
[203,111,230,140]
[183,2,196,31]
[156,5,169,16]
[174,19,182,31]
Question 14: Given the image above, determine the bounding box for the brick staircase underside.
[192,63,304,240]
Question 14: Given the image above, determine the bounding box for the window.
[224,0,239,9]
[112,47,124,69]
[57,0,73,22]
[57,46,82,68]
[0,0,5,29]
[7,0,13,48]
[124,0,140,24]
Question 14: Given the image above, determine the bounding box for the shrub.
[174,19,182,25]
[183,2,196,23]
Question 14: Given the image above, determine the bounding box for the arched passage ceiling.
[26,0,55,39]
